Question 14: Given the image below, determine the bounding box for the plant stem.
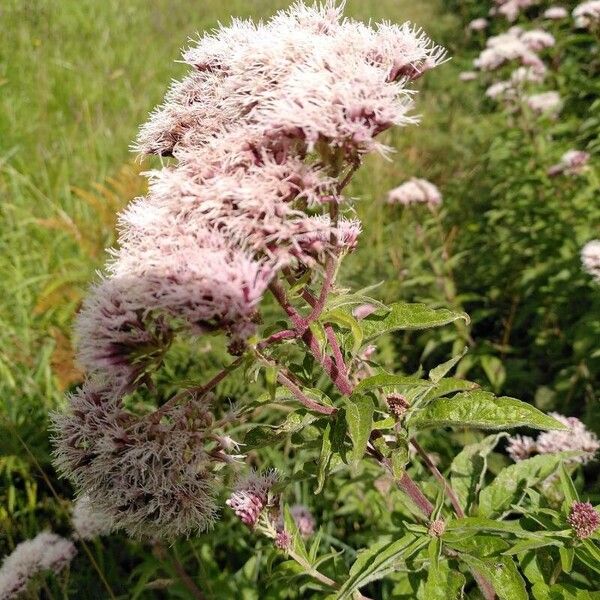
[255,349,337,415]
[410,438,465,518]
[153,542,206,600]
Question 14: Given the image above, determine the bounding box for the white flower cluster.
[0,533,76,600]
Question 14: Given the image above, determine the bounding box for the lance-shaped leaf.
[450,433,507,512]
[409,391,568,431]
[355,302,469,342]
[478,454,570,517]
[336,535,428,599]
[345,396,374,464]
[353,372,431,393]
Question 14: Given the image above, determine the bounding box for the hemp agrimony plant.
[51,2,600,598]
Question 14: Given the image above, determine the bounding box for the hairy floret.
[53,382,223,539]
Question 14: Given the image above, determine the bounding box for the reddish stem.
[410,438,465,518]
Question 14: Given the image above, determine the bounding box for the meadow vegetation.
[0,0,598,598]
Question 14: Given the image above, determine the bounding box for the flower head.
[468,18,489,32]
[0,533,76,600]
[507,413,599,465]
[582,240,600,282]
[548,149,590,176]
[526,91,561,116]
[567,501,600,539]
[387,178,442,207]
[226,469,279,527]
[53,383,223,539]
[573,1,600,29]
[544,6,568,19]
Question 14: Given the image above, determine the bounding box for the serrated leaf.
[450,433,506,512]
[353,372,430,393]
[410,391,569,431]
[345,396,374,464]
[429,347,467,383]
[478,454,569,517]
[420,377,480,404]
[356,302,469,342]
[460,555,527,600]
[336,535,428,599]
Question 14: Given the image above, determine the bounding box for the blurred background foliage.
[0,0,598,597]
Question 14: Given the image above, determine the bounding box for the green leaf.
[391,439,409,479]
[559,546,574,574]
[478,454,569,517]
[460,555,528,600]
[450,433,506,512]
[481,355,506,392]
[410,391,569,431]
[423,558,465,600]
[558,463,579,510]
[353,372,430,393]
[345,396,374,464]
[429,347,467,383]
[336,535,428,599]
[356,302,469,342]
[315,423,332,494]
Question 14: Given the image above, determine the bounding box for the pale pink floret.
[495,0,540,22]
[459,71,478,82]
[581,240,600,283]
[468,18,489,31]
[290,504,316,538]
[226,470,279,527]
[507,413,599,465]
[388,178,442,207]
[475,27,548,72]
[137,2,445,157]
[0,533,76,600]
[548,149,590,176]
[506,435,537,461]
[520,29,555,51]
[72,495,113,540]
[53,381,222,539]
[567,501,600,539]
[573,1,600,28]
[544,6,568,19]
[526,91,562,116]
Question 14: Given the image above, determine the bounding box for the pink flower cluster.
[492,0,540,23]
[548,149,590,176]
[226,470,279,527]
[567,501,600,539]
[474,26,553,72]
[507,413,599,464]
[387,178,442,207]
[0,533,76,599]
[581,240,600,283]
[54,1,443,539]
[573,1,600,28]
